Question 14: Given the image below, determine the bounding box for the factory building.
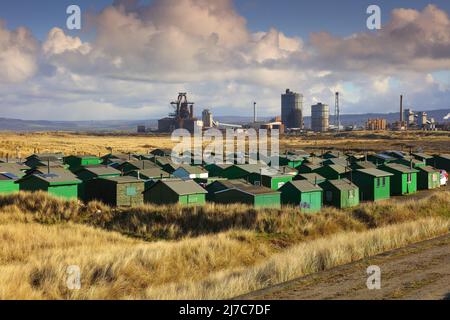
[311,103,329,132]
[281,89,304,129]
[158,93,203,133]
[366,118,387,131]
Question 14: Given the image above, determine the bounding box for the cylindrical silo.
[311,103,329,132]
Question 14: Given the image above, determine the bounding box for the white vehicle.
[440,170,448,186]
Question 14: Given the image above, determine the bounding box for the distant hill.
[0,109,448,132]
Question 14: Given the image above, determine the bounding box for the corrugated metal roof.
[356,168,394,177]
[287,180,322,192]
[438,154,450,160]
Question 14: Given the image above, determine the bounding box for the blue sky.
[0,0,449,120]
[3,0,450,39]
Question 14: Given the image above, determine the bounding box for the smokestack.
[253,102,257,123]
[189,105,193,119]
[400,95,403,123]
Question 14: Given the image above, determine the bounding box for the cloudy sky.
[0,0,449,120]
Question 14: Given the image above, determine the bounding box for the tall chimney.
[400,95,404,123]
[189,105,193,119]
[253,102,257,123]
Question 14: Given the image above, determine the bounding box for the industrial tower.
[335,92,340,132]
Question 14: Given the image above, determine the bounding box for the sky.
[0,0,449,120]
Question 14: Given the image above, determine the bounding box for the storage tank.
[311,103,329,132]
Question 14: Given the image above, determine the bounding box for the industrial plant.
[142,90,449,135]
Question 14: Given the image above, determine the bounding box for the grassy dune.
[0,192,448,299]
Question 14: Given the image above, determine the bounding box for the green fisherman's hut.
[430,154,450,171]
[380,163,418,196]
[84,176,145,207]
[319,179,359,209]
[279,180,323,213]
[64,155,102,171]
[294,173,327,185]
[417,166,440,190]
[0,173,20,194]
[247,169,293,190]
[279,154,304,169]
[297,163,322,174]
[144,179,207,206]
[204,163,232,177]
[117,160,159,174]
[394,156,426,168]
[221,164,265,180]
[351,168,393,201]
[206,179,281,208]
[74,166,121,201]
[17,172,81,200]
[314,164,349,180]
[351,161,377,170]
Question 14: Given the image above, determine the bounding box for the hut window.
[254,181,261,186]
[325,191,332,202]
[407,174,412,183]
[432,174,437,182]
[277,182,285,189]
[381,177,386,187]
[376,178,381,188]
[349,189,355,199]
[126,186,137,196]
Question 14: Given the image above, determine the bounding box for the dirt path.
[239,233,450,300]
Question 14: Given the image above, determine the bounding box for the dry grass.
[0,132,174,158]
[0,130,448,159]
[0,191,448,300]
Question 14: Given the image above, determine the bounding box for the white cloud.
[0,21,38,83]
[0,1,449,120]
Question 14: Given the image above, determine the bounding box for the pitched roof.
[78,166,120,176]
[27,172,81,185]
[417,166,439,173]
[297,173,326,182]
[356,168,394,177]
[158,179,207,195]
[132,168,169,178]
[0,163,29,176]
[100,176,144,184]
[383,163,419,174]
[176,165,208,174]
[26,153,64,161]
[323,179,358,191]
[322,164,349,174]
[324,157,349,166]
[212,179,279,195]
[120,160,159,170]
[354,161,376,169]
[412,152,433,160]
[286,180,322,193]
[437,154,450,160]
